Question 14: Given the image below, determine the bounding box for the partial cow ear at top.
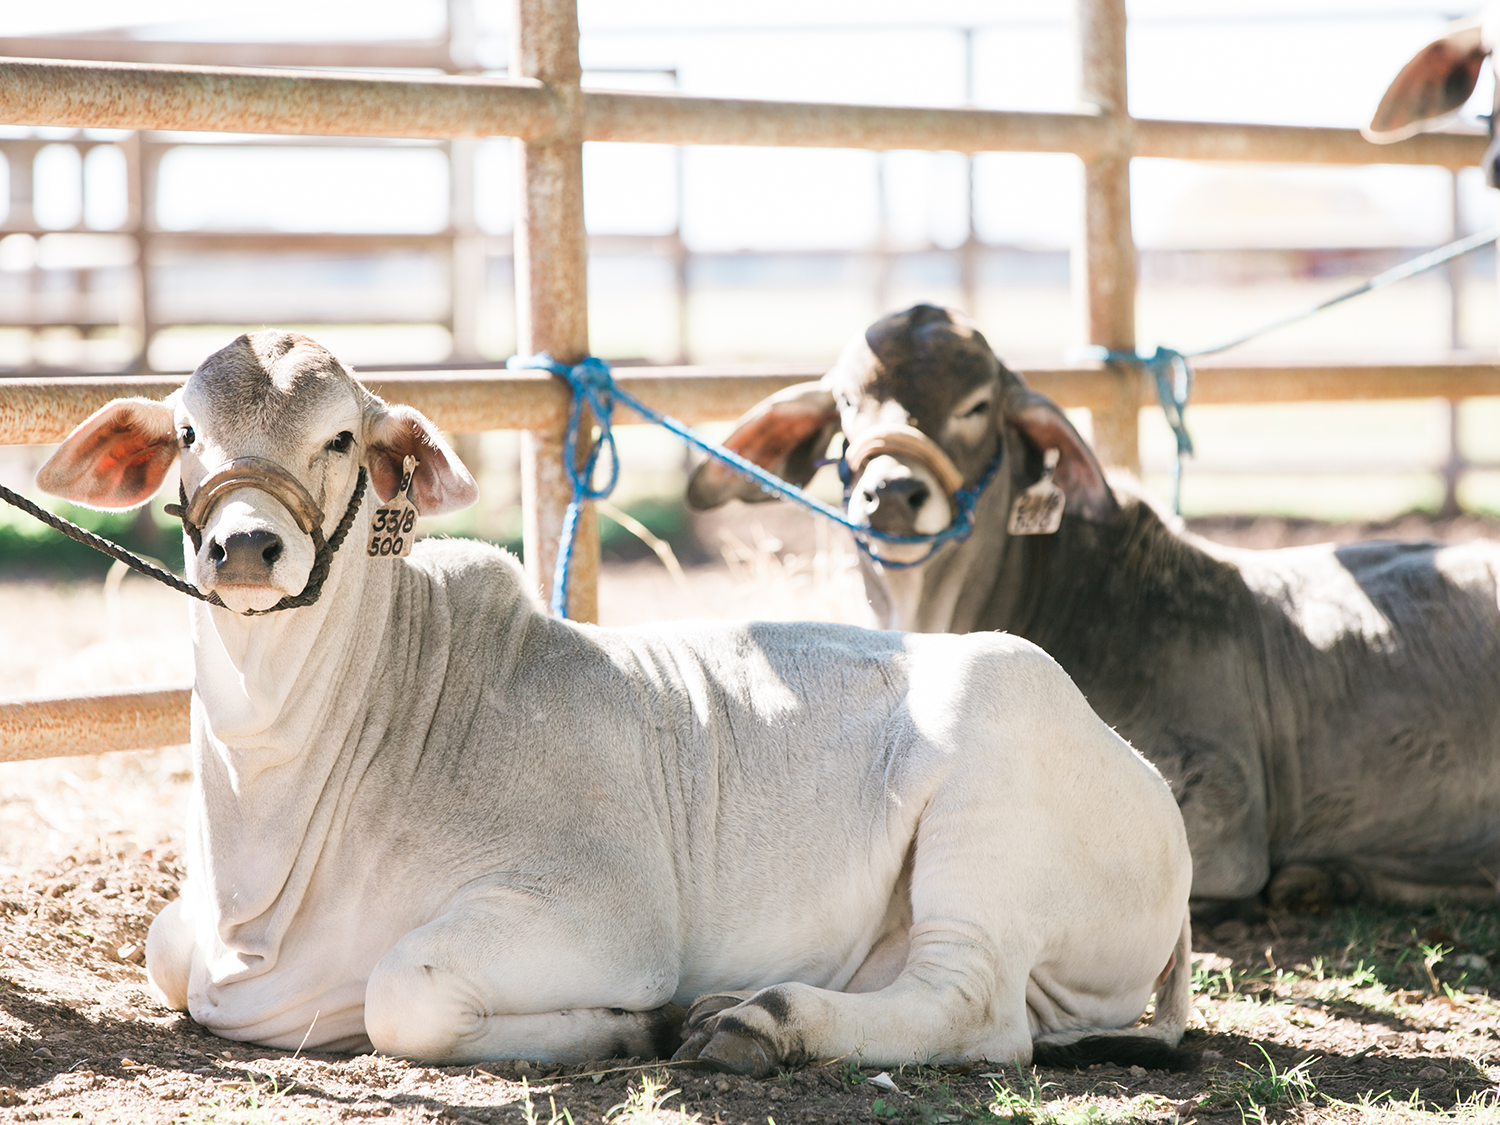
[1004,390,1119,525]
[686,381,840,510]
[1365,21,1486,143]
[366,404,479,517]
[36,397,179,510]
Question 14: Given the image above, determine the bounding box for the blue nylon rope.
[1079,224,1500,515]
[508,353,1003,618]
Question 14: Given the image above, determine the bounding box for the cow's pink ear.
[686,382,840,509]
[366,404,478,516]
[1365,22,1486,143]
[1006,393,1118,524]
[36,398,179,510]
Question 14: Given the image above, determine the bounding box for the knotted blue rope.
[508,353,1003,617]
[1081,223,1500,515]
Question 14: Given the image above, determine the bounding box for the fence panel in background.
[0,0,1491,758]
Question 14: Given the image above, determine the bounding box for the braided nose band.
[843,425,966,498]
[165,464,367,616]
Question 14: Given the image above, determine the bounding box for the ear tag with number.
[367,455,420,559]
[1008,447,1065,536]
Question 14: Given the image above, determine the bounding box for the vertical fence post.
[1074,0,1141,474]
[514,0,598,621]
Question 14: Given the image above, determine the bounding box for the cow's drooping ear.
[36,397,179,510]
[686,382,840,509]
[1003,390,1119,524]
[366,404,478,516]
[1365,21,1486,143]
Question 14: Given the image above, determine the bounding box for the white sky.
[3,1,1495,250]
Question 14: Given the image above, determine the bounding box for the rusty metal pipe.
[7,363,1500,446]
[0,58,1484,167]
[1074,0,1142,474]
[583,91,1113,157]
[0,57,559,140]
[512,0,598,622]
[0,684,191,764]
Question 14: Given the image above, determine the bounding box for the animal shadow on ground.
[2,847,1500,1121]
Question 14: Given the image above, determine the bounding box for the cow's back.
[1236,537,1500,886]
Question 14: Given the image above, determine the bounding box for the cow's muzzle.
[165,459,366,616]
[180,457,325,539]
[844,426,964,498]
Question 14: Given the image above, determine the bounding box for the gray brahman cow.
[688,304,1500,915]
[35,330,1192,1071]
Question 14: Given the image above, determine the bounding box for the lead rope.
[1082,224,1500,514]
[0,468,367,615]
[507,354,1003,618]
[0,480,210,601]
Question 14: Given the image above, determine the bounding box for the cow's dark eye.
[961,400,990,419]
[179,426,195,447]
[327,431,354,454]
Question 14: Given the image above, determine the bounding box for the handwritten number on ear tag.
[1008,448,1065,536]
[367,455,420,559]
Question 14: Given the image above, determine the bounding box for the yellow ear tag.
[367,455,419,559]
[1007,447,1065,536]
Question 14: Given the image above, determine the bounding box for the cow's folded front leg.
[364,902,681,1065]
[672,969,1029,1078]
[144,892,197,1011]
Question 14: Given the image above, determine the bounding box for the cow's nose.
[870,478,930,513]
[209,529,284,584]
[862,477,931,533]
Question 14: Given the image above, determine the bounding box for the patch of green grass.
[1199,1045,1318,1119]
[0,500,184,580]
[1336,1084,1500,1121]
[605,1069,696,1124]
[974,1068,1149,1125]
[1262,901,1500,1022]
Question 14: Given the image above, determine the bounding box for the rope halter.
[165,461,367,616]
[843,424,967,498]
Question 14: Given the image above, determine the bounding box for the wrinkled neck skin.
[188,501,383,759]
[182,496,396,980]
[858,426,1029,634]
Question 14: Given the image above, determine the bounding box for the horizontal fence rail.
[0,684,191,764]
[3,357,1496,760]
[0,57,1487,166]
[4,361,1500,446]
[1,4,1496,766]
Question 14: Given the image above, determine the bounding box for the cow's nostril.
[213,529,284,581]
[907,485,930,512]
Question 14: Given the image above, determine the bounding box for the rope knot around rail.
[508,352,1003,619]
[1075,344,1195,512]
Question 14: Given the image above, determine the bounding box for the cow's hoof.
[646,1003,688,1058]
[682,990,755,1034]
[695,1021,779,1079]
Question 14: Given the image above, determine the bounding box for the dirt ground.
[3,511,1500,1124]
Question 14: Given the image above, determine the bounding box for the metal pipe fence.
[0,0,1493,760]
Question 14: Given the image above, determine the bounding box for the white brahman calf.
[36,330,1193,1074]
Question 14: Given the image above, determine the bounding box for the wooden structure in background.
[0,0,1492,758]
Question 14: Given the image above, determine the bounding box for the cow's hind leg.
[365,900,682,1065]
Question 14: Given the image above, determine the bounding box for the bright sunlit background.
[2,0,1500,530]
